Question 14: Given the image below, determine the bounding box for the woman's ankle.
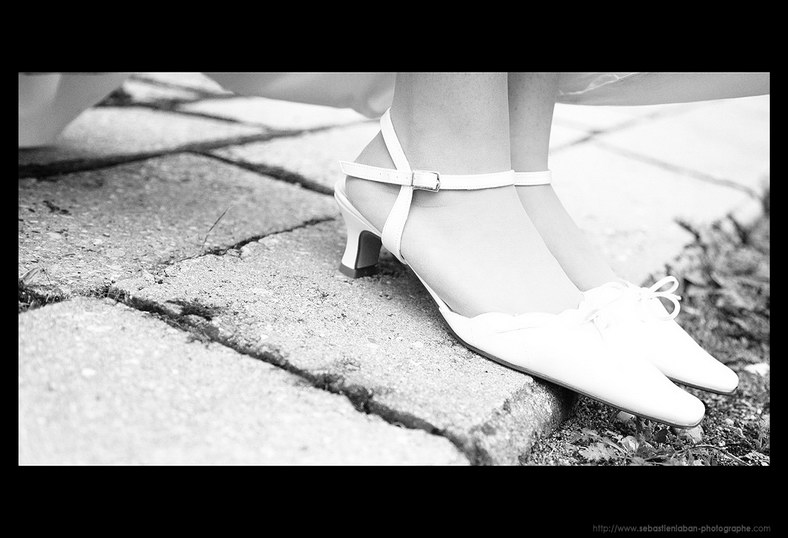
[388,110,512,175]
[343,133,583,316]
[516,184,620,290]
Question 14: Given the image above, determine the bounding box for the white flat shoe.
[513,170,738,396]
[336,109,705,428]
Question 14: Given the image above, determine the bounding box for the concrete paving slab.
[553,101,702,132]
[211,122,590,192]
[593,96,770,193]
[19,297,468,464]
[19,154,338,297]
[18,107,264,172]
[111,220,576,465]
[211,123,379,190]
[549,123,594,149]
[549,142,755,284]
[177,97,368,130]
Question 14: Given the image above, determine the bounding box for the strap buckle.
[411,170,440,192]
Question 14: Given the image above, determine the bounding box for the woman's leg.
[346,72,581,316]
[508,72,620,290]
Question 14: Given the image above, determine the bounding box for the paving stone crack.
[173,216,339,263]
[551,104,711,154]
[20,119,371,180]
[18,284,64,313]
[551,113,667,152]
[18,218,339,312]
[18,212,557,464]
[157,107,265,128]
[95,94,270,127]
[593,141,761,198]
[18,281,120,313]
[105,286,490,464]
[100,94,375,133]
[19,133,275,179]
[192,151,333,195]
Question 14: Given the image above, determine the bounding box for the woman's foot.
[515,183,622,291]
[345,131,583,318]
[339,94,707,427]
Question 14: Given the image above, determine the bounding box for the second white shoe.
[583,276,739,395]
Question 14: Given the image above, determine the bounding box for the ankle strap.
[513,171,552,186]
[340,109,515,192]
[340,108,515,262]
[339,161,514,191]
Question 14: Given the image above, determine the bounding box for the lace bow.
[630,275,682,320]
[584,275,683,325]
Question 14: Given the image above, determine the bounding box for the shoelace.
[582,276,683,330]
[630,276,682,321]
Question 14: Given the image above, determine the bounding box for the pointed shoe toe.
[657,320,740,395]
[662,384,706,428]
[582,277,740,396]
[598,339,707,428]
[440,304,706,428]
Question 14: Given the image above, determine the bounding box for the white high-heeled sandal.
[335,109,706,428]
[513,171,739,395]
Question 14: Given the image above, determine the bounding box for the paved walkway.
[18,73,770,465]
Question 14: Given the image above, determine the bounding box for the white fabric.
[209,72,770,117]
[19,72,770,148]
[555,72,770,106]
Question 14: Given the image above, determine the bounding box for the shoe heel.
[337,203,382,278]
